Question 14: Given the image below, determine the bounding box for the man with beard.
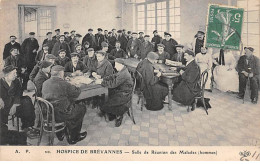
[52,35,71,58]
[3,35,21,60]
[42,32,56,54]
[82,28,96,49]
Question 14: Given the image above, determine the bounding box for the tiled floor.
[10,89,260,146]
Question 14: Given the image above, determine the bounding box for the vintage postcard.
[0,0,259,161]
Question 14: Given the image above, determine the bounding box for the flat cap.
[51,65,64,72]
[185,50,195,57]
[197,31,205,35]
[95,51,106,56]
[75,44,82,48]
[164,32,171,36]
[115,58,125,65]
[2,65,17,74]
[45,54,57,59]
[87,48,94,52]
[9,48,18,53]
[42,44,49,47]
[139,32,144,34]
[153,30,158,34]
[88,28,93,31]
[132,32,137,34]
[97,28,103,31]
[64,32,69,35]
[29,32,35,35]
[10,35,17,38]
[70,30,76,33]
[117,30,122,33]
[147,52,159,60]
[175,44,184,48]
[101,41,108,47]
[157,44,165,48]
[127,31,132,34]
[58,49,66,53]
[122,29,126,31]
[55,29,60,32]
[244,47,254,52]
[40,61,52,69]
[75,34,82,37]
[71,52,79,58]
[46,32,52,35]
[108,31,112,34]
[59,35,65,38]
[112,28,116,31]
[144,35,150,38]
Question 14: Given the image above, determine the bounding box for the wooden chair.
[187,70,209,115]
[135,70,145,111]
[126,73,137,124]
[36,97,66,146]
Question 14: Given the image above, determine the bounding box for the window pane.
[175,16,180,23]
[248,11,259,22]
[169,0,174,8]
[147,18,155,24]
[138,25,145,31]
[162,9,167,16]
[170,16,175,23]
[174,31,180,38]
[170,24,175,31]
[157,17,162,24]
[138,5,144,11]
[157,2,162,9]
[147,3,155,10]
[157,24,162,31]
[162,17,167,24]
[157,10,162,16]
[138,18,145,25]
[175,8,180,15]
[147,24,155,31]
[162,2,166,9]
[147,10,155,17]
[138,12,145,18]
[248,23,260,34]
[136,0,146,3]
[175,0,180,7]
[169,8,174,16]
[175,24,180,31]
[162,24,167,31]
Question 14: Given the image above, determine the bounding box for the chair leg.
[201,97,208,115]
[128,107,136,124]
[17,117,19,131]
[37,118,44,146]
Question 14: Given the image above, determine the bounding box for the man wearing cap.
[141,35,154,60]
[43,32,56,54]
[33,61,52,97]
[29,54,56,81]
[171,44,186,65]
[35,44,49,63]
[156,44,171,64]
[127,31,132,40]
[42,65,87,144]
[21,32,39,86]
[126,32,142,59]
[109,41,127,60]
[0,66,36,132]
[68,30,76,42]
[95,28,105,51]
[107,32,117,53]
[117,30,128,52]
[3,36,21,60]
[69,34,82,53]
[191,31,205,55]
[82,29,96,49]
[136,52,169,111]
[237,47,259,104]
[83,48,98,74]
[172,50,201,110]
[96,58,133,127]
[52,29,60,41]
[112,29,117,38]
[104,30,109,42]
[55,49,70,67]
[64,32,70,43]
[74,44,86,61]
[138,32,145,43]
[161,32,178,59]
[151,30,162,52]
[52,35,71,58]
[64,52,87,77]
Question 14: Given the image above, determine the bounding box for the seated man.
[140,35,154,60]
[96,58,133,127]
[172,50,201,110]
[75,44,86,61]
[171,44,186,65]
[237,47,259,104]
[33,61,52,97]
[136,52,168,111]
[156,44,171,64]
[83,48,98,74]
[64,52,88,77]
[55,49,70,67]
[93,51,114,78]
[0,66,36,133]
[42,65,87,144]
[108,41,127,60]
[35,44,49,63]
[29,54,56,81]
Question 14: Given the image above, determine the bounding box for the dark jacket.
[29,63,40,81]
[138,36,145,43]
[141,41,154,59]
[33,70,50,97]
[69,38,79,53]
[82,33,96,49]
[236,55,260,77]
[151,35,162,52]
[172,60,201,105]
[4,55,25,77]
[108,48,127,60]
[101,67,133,115]
[3,42,21,60]
[83,55,98,73]
[126,38,142,58]
[157,51,171,64]
[96,59,114,78]
[95,33,105,50]
[51,41,71,58]
[117,34,128,51]
[35,50,48,63]
[161,38,178,57]
[76,50,86,61]
[64,61,88,76]
[171,52,186,65]
[136,59,168,111]
[21,38,39,65]
[107,36,117,52]
[42,38,56,54]
[55,56,71,67]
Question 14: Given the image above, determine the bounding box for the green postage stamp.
[205,4,244,50]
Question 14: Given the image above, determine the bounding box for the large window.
[237,0,260,57]
[136,0,181,42]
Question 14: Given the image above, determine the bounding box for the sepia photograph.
[0,0,259,161]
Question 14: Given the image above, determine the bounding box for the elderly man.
[151,30,162,52]
[42,32,56,54]
[96,58,133,127]
[161,32,178,59]
[156,44,171,64]
[172,50,201,110]
[237,47,259,104]
[33,61,52,97]
[3,35,21,60]
[42,65,87,144]
[82,28,96,49]
[136,52,169,111]
[126,32,142,59]
[69,34,82,53]
[52,35,71,58]
[64,52,88,77]
[35,44,49,63]
[141,35,154,60]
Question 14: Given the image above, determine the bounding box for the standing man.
[141,35,154,60]
[237,47,259,104]
[69,34,82,53]
[95,28,105,51]
[82,28,96,49]
[161,32,178,59]
[191,31,205,55]
[151,30,162,52]
[69,30,76,42]
[3,36,21,60]
[138,32,145,43]
[52,35,71,58]
[112,29,117,38]
[126,32,142,59]
[64,32,70,43]
[21,32,39,89]
[117,30,128,52]
[104,30,109,42]
[107,32,117,53]
[42,32,56,54]
[52,29,60,41]
[127,31,132,40]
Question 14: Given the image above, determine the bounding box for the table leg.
[168,84,173,110]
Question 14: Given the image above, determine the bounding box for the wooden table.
[123,58,180,110]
